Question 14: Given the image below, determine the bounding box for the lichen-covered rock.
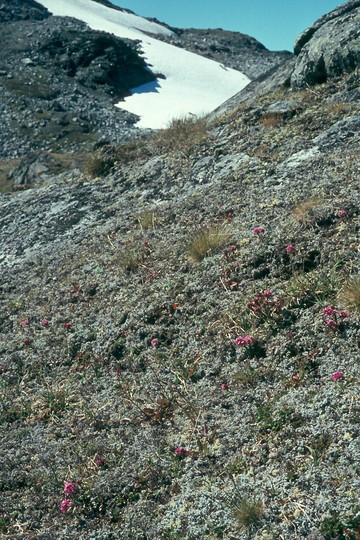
[291,0,360,88]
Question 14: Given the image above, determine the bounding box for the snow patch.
[36,0,250,128]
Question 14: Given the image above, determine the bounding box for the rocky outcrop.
[0,0,50,22]
[38,27,155,95]
[291,0,360,88]
[0,12,154,159]
[214,0,360,116]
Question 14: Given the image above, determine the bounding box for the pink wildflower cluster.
[234,335,254,346]
[253,227,265,235]
[221,245,241,289]
[63,481,77,495]
[150,338,158,347]
[338,209,347,218]
[223,244,237,258]
[174,446,192,458]
[246,289,281,322]
[322,306,350,331]
[331,370,345,382]
[60,481,78,513]
[60,499,72,513]
[285,244,295,254]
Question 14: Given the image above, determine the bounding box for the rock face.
[215,0,360,115]
[291,0,360,88]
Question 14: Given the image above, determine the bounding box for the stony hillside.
[0,1,359,539]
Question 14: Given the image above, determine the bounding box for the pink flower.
[338,209,347,217]
[263,289,272,297]
[95,455,105,466]
[224,245,237,254]
[325,318,338,329]
[64,322,72,329]
[174,446,189,457]
[21,319,30,327]
[323,306,336,316]
[221,383,229,390]
[331,371,344,382]
[150,338,158,347]
[234,335,254,346]
[338,310,350,319]
[63,481,77,495]
[41,319,49,327]
[286,244,295,254]
[253,227,265,235]
[60,498,72,513]
[22,338,31,346]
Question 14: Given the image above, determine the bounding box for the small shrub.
[338,275,360,313]
[291,197,323,225]
[234,365,261,386]
[320,513,358,540]
[86,155,114,178]
[188,225,233,262]
[260,112,284,127]
[155,114,210,154]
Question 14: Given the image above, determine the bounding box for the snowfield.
[36,0,250,128]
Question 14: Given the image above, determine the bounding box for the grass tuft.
[225,488,264,530]
[188,225,233,262]
[338,275,360,313]
[291,197,323,225]
[155,114,210,154]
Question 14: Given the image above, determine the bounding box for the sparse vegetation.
[338,275,360,313]
[188,224,233,261]
[155,114,210,154]
[291,197,323,225]
[225,488,264,531]
[86,154,115,178]
[1,26,359,540]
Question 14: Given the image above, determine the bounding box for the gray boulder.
[291,0,360,88]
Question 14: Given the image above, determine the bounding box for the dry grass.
[187,225,233,262]
[227,492,264,530]
[155,114,210,154]
[260,112,285,128]
[137,210,159,231]
[85,155,114,178]
[338,275,360,313]
[117,248,143,273]
[291,197,323,225]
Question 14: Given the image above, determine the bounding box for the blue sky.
[111,0,343,51]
